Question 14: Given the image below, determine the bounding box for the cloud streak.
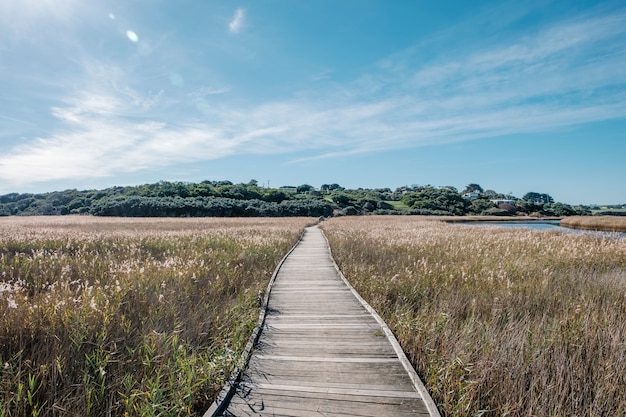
[0,5,625,190]
[229,8,245,34]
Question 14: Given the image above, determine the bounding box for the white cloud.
[0,99,239,187]
[188,86,231,98]
[229,8,245,34]
[1,5,625,190]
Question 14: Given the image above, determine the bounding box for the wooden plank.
[228,391,430,416]
[245,360,411,378]
[250,383,420,399]
[256,341,392,350]
[254,353,400,361]
[239,370,413,387]
[230,389,427,409]
[227,395,429,417]
[216,226,439,417]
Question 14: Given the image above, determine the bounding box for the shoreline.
[439,215,562,223]
[560,216,626,233]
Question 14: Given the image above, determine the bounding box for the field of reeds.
[0,216,314,416]
[321,216,626,417]
[561,215,626,232]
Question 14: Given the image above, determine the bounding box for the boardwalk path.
[213,226,440,417]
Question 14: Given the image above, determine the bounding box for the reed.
[321,216,626,417]
[561,215,626,232]
[0,216,314,416]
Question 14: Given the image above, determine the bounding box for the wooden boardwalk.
[214,226,439,417]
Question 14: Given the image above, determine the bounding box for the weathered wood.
[217,226,440,417]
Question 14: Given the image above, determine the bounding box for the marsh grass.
[561,215,626,232]
[321,216,626,417]
[0,216,313,416]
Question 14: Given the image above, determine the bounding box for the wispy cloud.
[0,92,240,186]
[229,8,245,34]
[1,5,625,190]
[188,86,231,98]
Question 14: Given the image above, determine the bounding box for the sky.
[0,0,625,205]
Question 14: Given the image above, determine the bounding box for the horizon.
[1,1,625,205]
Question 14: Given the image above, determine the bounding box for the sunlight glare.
[126,30,139,43]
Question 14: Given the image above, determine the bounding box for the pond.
[459,220,626,238]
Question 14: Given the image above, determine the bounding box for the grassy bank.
[0,216,313,416]
[321,216,626,417]
[561,215,626,232]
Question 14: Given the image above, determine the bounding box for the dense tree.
[462,183,484,194]
[482,207,512,216]
[296,184,315,193]
[262,190,288,203]
[541,202,576,217]
[376,201,395,210]
[401,186,469,215]
[468,199,496,214]
[374,188,392,194]
[279,199,333,217]
[89,196,333,218]
[482,189,501,199]
[0,193,23,204]
[572,205,592,216]
[0,180,594,218]
[516,200,543,214]
[188,182,216,197]
[341,206,359,216]
[523,192,554,204]
[329,192,353,207]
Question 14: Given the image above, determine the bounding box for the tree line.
[0,180,592,217]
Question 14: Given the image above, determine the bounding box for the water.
[464,220,565,231]
[460,220,626,238]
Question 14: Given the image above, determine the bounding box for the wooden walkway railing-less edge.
[204,225,441,417]
[322,229,441,417]
[203,229,307,417]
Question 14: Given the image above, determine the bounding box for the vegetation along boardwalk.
[208,226,440,417]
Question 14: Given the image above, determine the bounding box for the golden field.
[0,216,314,416]
[561,215,626,232]
[321,216,626,417]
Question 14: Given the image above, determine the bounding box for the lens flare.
[126,30,139,43]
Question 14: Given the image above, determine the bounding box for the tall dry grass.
[561,215,626,232]
[321,216,626,417]
[0,216,314,416]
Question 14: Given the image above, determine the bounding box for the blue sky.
[1,0,625,204]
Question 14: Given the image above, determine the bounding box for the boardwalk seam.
[319,225,443,417]
[203,228,309,417]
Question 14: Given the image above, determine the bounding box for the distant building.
[279,186,298,193]
[491,199,516,206]
[462,192,480,200]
